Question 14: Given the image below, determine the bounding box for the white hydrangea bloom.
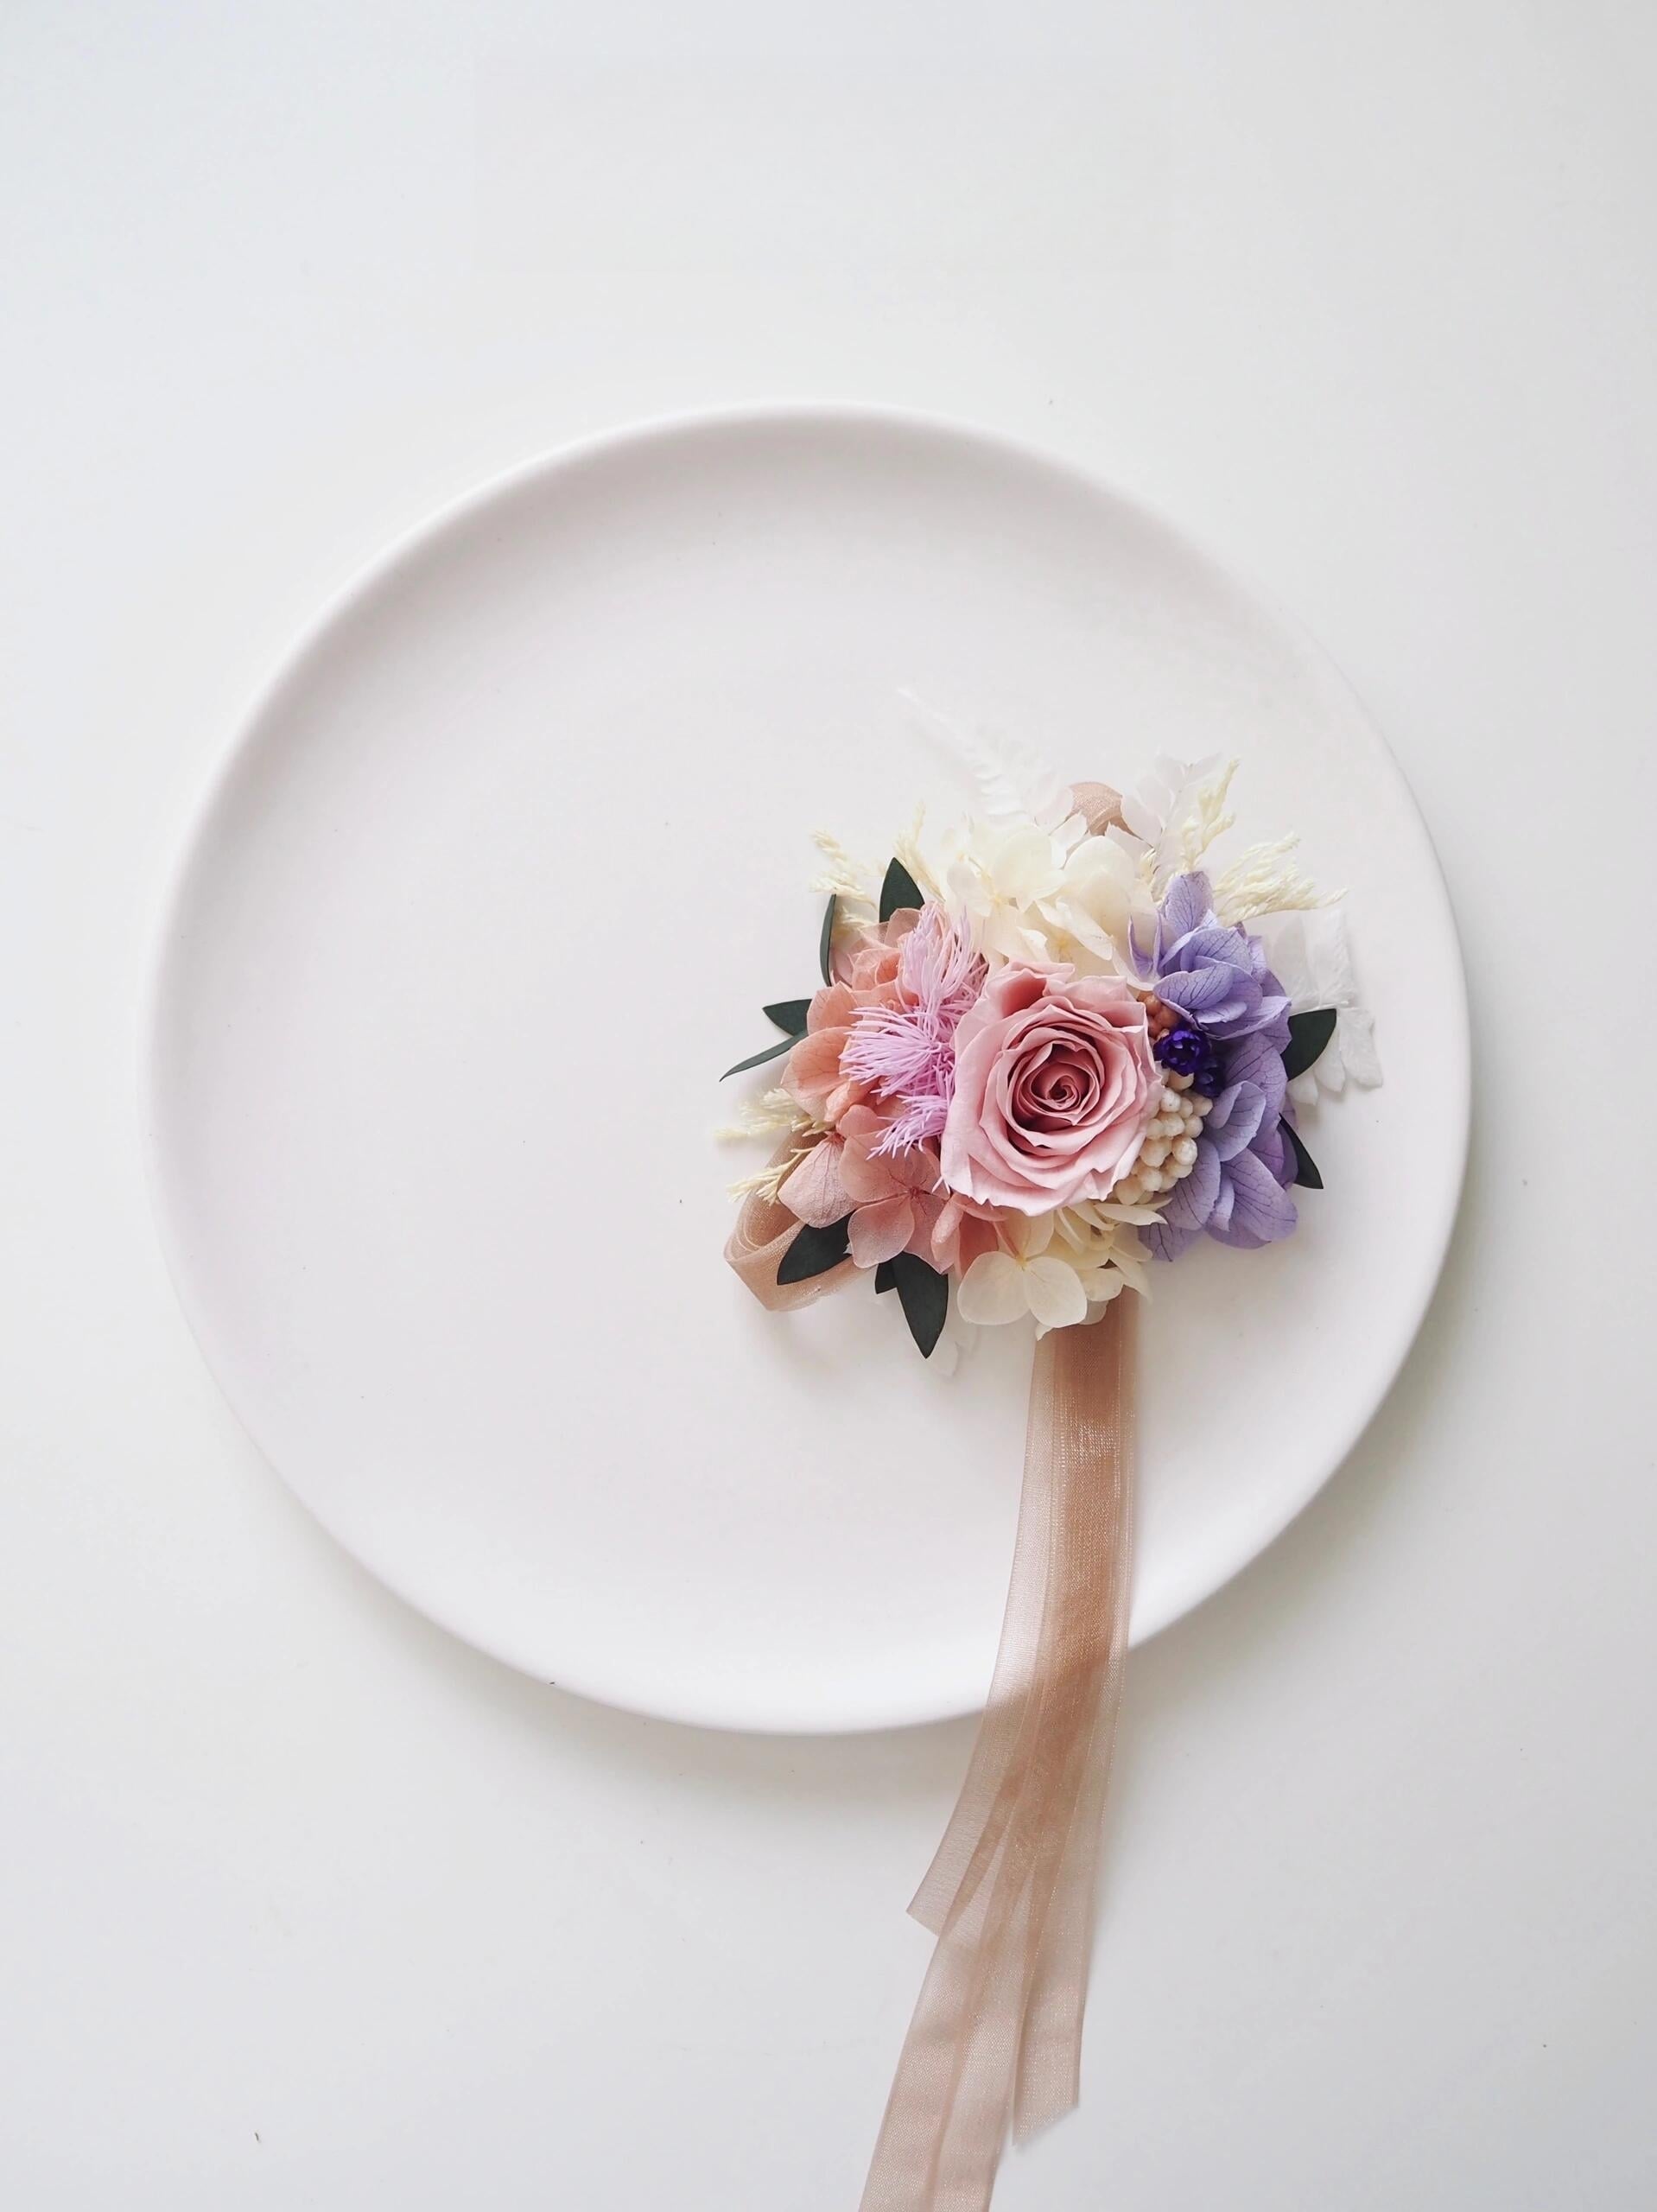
[1033,830,1149,975]
[938,817,1078,966]
[957,1212,1143,1336]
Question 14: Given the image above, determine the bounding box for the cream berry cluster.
[1113,1072,1210,1208]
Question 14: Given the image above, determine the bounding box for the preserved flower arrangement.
[722,728,1375,1355]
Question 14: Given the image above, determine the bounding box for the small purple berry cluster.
[1153,1022,1223,1097]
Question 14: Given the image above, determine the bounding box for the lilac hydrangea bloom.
[1133,873,1298,1260]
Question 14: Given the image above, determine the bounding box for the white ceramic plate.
[144,407,1466,1734]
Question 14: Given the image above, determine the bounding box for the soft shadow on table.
[301,1124,1482,1827]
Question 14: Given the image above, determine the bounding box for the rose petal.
[941,967,1158,1212]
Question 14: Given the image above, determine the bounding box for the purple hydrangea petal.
[1168,925,1248,969]
[1204,1080,1267,1162]
[1143,1217,1199,1263]
[1157,871,1213,946]
[1127,914,1159,982]
[1255,969,1292,1045]
[1157,966,1249,1024]
[1209,1145,1298,1247]
[1249,1118,1295,1188]
[1208,1169,1235,1237]
[1223,1029,1288,1119]
[1160,1135,1221,1231]
[1200,980,1270,1039]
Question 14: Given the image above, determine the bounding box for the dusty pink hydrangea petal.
[834,909,918,991]
[784,931,922,1131]
[846,1109,939,1189]
[777,1137,852,1229]
[927,1195,1002,1275]
[849,1193,915,1268]
[807,982,859,1031]
[784,1028,857,1118]
[886,1144,943,1192]
[837,1146,897,1206]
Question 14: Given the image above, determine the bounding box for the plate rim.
[139,401,1470,1733]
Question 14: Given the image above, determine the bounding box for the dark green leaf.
[763,998,812,1036]
[818,894,838,985]
[1281,1007,1337,1080]
[1281,1120,1324,1190]
[721,1034,797,1080]
[873,1260,897,1295]
[879,856,924,924]
[777,1216,851,1286]
[890,1251,949,1358]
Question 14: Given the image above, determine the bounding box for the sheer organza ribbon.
[727,1137,1137,2212]
[726,1161,859,1311]
[857,1300,1136,2212]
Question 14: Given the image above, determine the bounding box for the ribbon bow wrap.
[727,1188,1137,2212]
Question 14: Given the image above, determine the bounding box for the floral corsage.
[721,734,1377,1357]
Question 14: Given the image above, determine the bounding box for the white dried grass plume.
[898,689,1083,843]
[1212,836,1335,925]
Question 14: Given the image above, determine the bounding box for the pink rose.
[941,966,1159,1214]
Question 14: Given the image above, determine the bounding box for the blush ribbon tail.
[859,1298,1137,2212]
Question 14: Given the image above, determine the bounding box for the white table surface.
[3,5,1653,2207]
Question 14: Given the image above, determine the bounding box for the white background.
[3,3,1653,2207]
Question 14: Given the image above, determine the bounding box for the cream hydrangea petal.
[1042,837,1137,965]
[1104,1239,1151,1298]
[1035,894,1128,973]
[946,856,990,918]
[1022,1256,1089,1332]
[955,1251,1031,1326]
[992,823,1062,904]
[1009,1211,1057,1261]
